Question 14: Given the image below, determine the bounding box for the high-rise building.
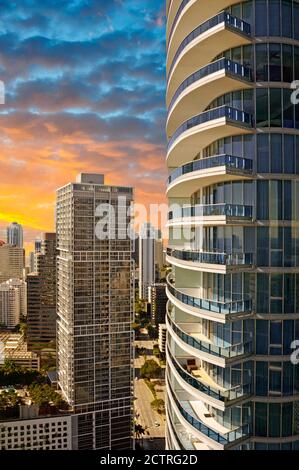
[7,222,23,248]
[155,233,164,281]
[0,243,24,283]
[165,0,299,450]
[148,283,168,326]
[0,286,20,328]
[56,173,134,450]
[139,223,156,300]
[26,233,57,350]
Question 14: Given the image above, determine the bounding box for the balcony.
[167,106,253,168]
[166,0,248,51]
[167,379,251,447]
[167,154,253,197]
[167,58,252,134]
[167,11,251,102]
[166,275,252,320]
[167,347,252,406]
[167,310,253,363]
[168,203,253,225]
[166,247,254,272]
[167,409,211,450]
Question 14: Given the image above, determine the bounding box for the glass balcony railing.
[168,58,252,115]
[168,106,253,151]
[168,154,253,185]
[167,248,254,266]
[168,0,193,43]
[168,381,251,444]
[166,274,252,315]
[167,310,253,359]
[167,346,252,402]
[168,11,251,79]
[168,203,253,220]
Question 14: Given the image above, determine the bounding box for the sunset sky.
[0,0,166,252]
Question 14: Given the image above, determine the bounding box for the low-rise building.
[0,413,73,450]
[0,333,40,370]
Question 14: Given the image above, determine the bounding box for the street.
[134,338,166,450]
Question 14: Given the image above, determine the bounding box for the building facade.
[26,233,57,350]
[56,173,134,450]
[165,0,299,450]
[7,222,23,248]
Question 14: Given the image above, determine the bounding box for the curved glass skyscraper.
[165,0,299,450]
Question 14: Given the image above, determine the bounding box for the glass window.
[269,43,281,81]
[284,134,295,173]
[269,368,282,394]
[256,361,268,396]
[282,1,293,38]
[285,274,295,313]
[282,403,293,437]
[269,180,282,220]
[256,88,268,126]
[282,44,293,82]
[257,227,269,267]
[257,181,269,219]
[256,320,269,354]
[270,88,282,127]
[256,44,268,81]
[255,402,267,436]
[283,362,294,395]
[257,133,269,172]
[283,320,294,355]
[283,88,294,128]
[269,403,281,437]
[268,0,281,37]
[270,134,282,173]
[255,0,268,36]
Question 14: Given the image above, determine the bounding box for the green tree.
[134,423,146,440]
[150,398,165,414]
[140,360,161,379]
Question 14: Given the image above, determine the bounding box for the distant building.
[0,244,25,283]
[139,223,155,300]
[28,252,35,273]
[34,239,42,254]
[148,283,167,326]
[27,233,57,350]
[155,235,164,281]
[0,333,40,370]
[7,222,23,248]
[0,279,26,328]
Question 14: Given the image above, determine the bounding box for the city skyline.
[0,0,166,252]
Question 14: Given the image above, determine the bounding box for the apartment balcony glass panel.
[167,310,253,358]
[168,154,253,185]
[167,346,252,402]
[167,275,252,315]
[167,248,254,266]
[169,58,252,115]
[168,203,253,220]
[168,106,253,151]
[168,11,251,79]
[168,381,251,444]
